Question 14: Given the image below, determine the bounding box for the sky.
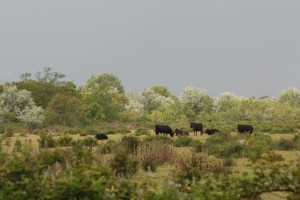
[1,0,300,98]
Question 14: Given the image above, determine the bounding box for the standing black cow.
[205,128,219,135]
[155,125,174,137]
[174,128,189,136]
[190,122,203,136]
[95,133,108,140]
[237,124,253,134]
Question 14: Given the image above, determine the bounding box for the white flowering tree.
[0,85,44,130]
[179,87,213,120]
[213,92,240,112]
[278,87,300,107]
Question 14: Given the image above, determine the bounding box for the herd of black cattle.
[154,123,253,137]
[95,123,254,140]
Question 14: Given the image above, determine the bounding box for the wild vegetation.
[0,67,300,199]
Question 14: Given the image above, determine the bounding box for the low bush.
[38,133,56,148]
[135,127,150,136]
[57,134,73,147]
[173,152,226,184]
[103,129,117,135]
[143,135,173,145]
[142,158,158,172]
[121,135,140,153]
[174,136,193,147]
[192,140,205,153]
[99,140,118,154]
[109,147,138,176]
[276,138,295,150]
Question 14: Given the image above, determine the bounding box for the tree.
[278,87,300,107]
[20,67,66,85]
[213,92,240,112]
[17,67,77,108]
[0,85,44,129]
[80,73,127,122]
[44,93,84,126]
[179,87,213,118]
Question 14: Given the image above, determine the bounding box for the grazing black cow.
[190,122,203,136]
[95,133,108,140]
[204,128,219,135]
[155,125,174,137]
[174,128,189,136]
[237,124,253,134]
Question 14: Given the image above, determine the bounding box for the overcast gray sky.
[1,0,300,97]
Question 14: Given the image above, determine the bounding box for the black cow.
[95,133,108,140]
[237,124,253,134]
[174,128,189,136]
[155,125,174,137]
[190,122,203,136]
[204,128,219,135]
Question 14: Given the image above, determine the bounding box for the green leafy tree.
[80,73,127,122]
[16,67,77,108]
[44,93,84,126]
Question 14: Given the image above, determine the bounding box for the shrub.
[4,127,13,137]
[143,135,173,145]
[174,136,193,147]
[118,128,131,134]
[276,138,295,150]
[174,152,225,184]
[99,140,118,154]
[205,133,246,158]
[192,140,205,153]
[121,135,140,153]
[65,128,81,135]
[110,147,138,176]
[142,158,158,172]
[137,140,177,165]
[135,127,149,135]
[57,134,73,147]
[103,129,117,135]
[38,133,56,148]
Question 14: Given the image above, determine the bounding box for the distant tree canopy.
[15,67,77,108]
[2,67,300,128]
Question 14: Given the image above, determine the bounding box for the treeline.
[1,67,300,131]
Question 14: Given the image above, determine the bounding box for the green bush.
[4,127,13,137]
[143,135,173,145]
[205,133,246,158]
[65,128,81,135]
[135,127,150,135]
[276,138,295,150]
[103,129,117,135]
[38,133,56,148]
[174,136,193,147]
[192,140,205,153]
[119,128,131,134]
[57,134,73,146]
[121,135,140,153]
[142,158,158,172]
[110,147,138,176]
[99,140,118,154]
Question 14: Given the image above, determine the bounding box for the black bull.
[237,124,253,134]
[95,133,108,140]
[155,125,174,137]
[190,122,203,136]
